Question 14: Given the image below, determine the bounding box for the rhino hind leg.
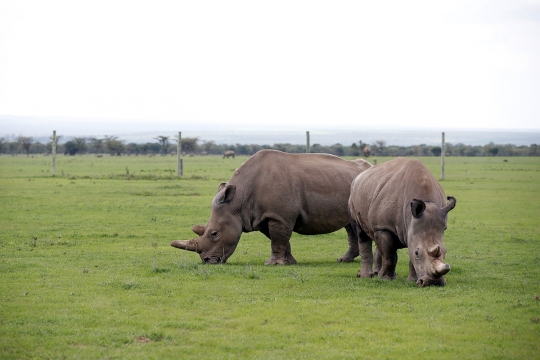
[264,220,296,265]
[337,224,360,263]
[373,247,382,276]
[357,230,375,278]
[374,230,399,280]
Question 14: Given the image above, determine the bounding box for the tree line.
[0,135,538,157]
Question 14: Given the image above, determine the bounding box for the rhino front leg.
[338,224,360,262]
[264,220,296,265]
[407,260,418,282]
[374,230,398,280]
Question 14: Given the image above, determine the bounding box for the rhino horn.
[432,259,451,276]
[171,239,200,252]
[441,196,456,216]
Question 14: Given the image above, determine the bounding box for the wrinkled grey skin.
[171,149,372,265]
[348,158,456,287]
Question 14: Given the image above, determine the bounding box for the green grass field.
[1,154,539,359]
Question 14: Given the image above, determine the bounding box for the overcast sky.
[1,0,539,134]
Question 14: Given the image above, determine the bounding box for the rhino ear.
[192,225,205,236]
[217,182,227,192]
[411,199,426,219]
[218,184,236,204]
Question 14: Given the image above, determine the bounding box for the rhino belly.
[292,210,349,235]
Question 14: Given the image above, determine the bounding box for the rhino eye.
[210,230,218,239]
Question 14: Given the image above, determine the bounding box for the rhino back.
[230,150,369,235]
[351,158,446,244]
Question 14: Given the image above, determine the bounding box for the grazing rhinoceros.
[349,157,456,286]
[363,146,371,158]
[171,149,372,264]
[223,150,235,158]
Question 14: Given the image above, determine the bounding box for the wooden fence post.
[52,130,57,176]
[306,131,310,153]
[177,132,183,176]
[441,132,445,180]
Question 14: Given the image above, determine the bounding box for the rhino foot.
[378,272,397,280]
[356,270,374,278]
[337,254,356,262]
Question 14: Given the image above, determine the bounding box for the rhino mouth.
[416,275,447,287]
[202,256,225,264]
[200,245,237,264]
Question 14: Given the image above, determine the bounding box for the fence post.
[52,130,57,176]
[306,131,310,153]
[441,132,445,180]
[177,132,183,176]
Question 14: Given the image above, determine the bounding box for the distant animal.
[171,149,372,264]
[223,150,235,158]
[363,146,371,158]
[348,157,456,286]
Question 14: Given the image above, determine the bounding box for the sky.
[1,0,539,136]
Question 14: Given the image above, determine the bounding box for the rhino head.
[171,183,242,263]
[407,196,456,287]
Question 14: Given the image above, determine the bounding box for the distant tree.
[310,143,324,153]
[465,146,481,156]
[137,143,149,155]
[372,140,386,156]
[235,143,252,155]
[155,136,170,155]
[488,147,499,156]
[181,137,199,154]
[330,143,344,156]
[73,137,87,154]
[107,140,125,156]
[0,136,5,154]
[349,142,360,156]
[125,143,139,155]
[499,144,516,156]
[202,140,215,154]
[88,137,104,154]
[8,142,18,155]
[431,146,442,156]
[104,135,124,156]
[148,143,161,154]
[17,136,34,157]
[64,141,80,156]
